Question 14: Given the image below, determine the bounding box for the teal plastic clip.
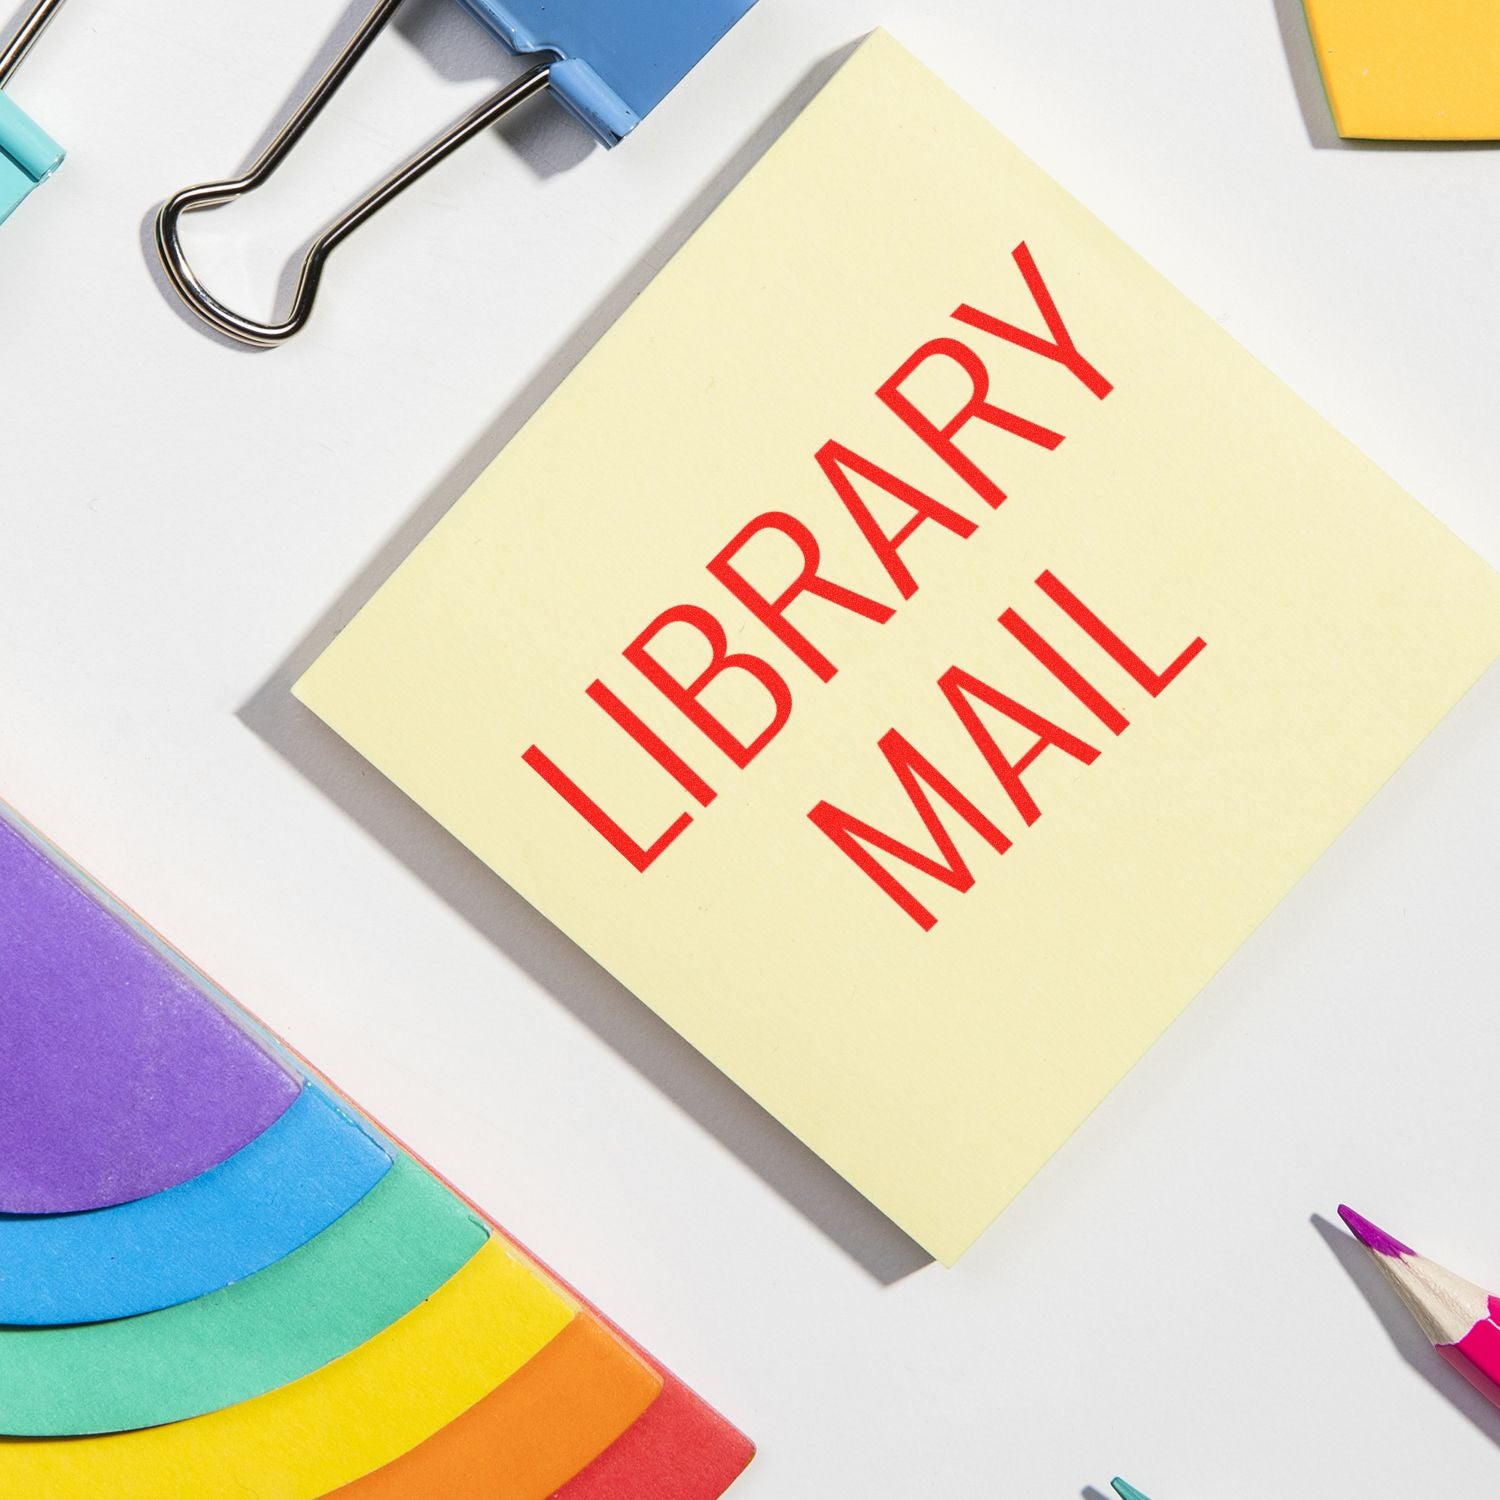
[0,0,67,226]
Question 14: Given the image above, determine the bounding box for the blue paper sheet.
[0,1084,391,1325]
[0,1154,488,1436]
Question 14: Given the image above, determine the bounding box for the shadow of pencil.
[1313,1213,1500,1448]
[1082,1487,1115,1500]
[237,38,933,1287]
[1269,0,1496,152]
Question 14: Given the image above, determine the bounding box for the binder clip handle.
[0,0,66,89]
[154,0,551,347]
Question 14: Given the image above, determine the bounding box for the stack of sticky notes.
[1303,0,1500,139]
[292,29,1500,1269]
[0,801,754,1498]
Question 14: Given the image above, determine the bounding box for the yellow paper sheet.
[0,1239,575,1497]
[296,32,1500,1264]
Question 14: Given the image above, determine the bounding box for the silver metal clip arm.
[154,0,551,347]
[0,0,69,89]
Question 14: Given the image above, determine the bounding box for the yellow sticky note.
[0,1239,575,1497]
[1304,0,1500,139]
[296,32,1500,1265]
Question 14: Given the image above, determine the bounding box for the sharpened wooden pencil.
[1340,1205,1500,1408]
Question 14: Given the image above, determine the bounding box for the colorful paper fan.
[0,816,300,1213]
[0,800,754,1497]
[330,1316,662,1497]
[0,1083,391,1325]
[1303,0,1500,139]
[0,1240,575,1495]
[0,1155,487,1435]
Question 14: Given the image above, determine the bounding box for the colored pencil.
[1339,1205,1500,1406]
[1112,1482,1151,1500]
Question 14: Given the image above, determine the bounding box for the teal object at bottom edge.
[1112,1480,1153,1500]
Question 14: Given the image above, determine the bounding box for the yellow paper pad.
[0,1239,575,1497]
[1304,0,1500,139]
[297,32,1500,1264]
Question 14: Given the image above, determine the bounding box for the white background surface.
[3,0,1498,1494]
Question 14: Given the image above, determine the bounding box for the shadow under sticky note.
[0,1153,485,1436]
[0,813,300,1214]
[0,1238,575,1497]
[331,1314,662,1499]
[0,1083,391,1325]
[1303,0,1500,138]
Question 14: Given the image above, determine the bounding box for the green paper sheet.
[0,1154,488,1436]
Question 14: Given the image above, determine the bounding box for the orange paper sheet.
[333,1315,662,1499]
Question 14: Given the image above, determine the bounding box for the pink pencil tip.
[1339,1204,1416,1259]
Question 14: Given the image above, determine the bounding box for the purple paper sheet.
[0,815,300,1213]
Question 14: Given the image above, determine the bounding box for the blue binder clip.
[0,0,67,227]
[155,0,759,346]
